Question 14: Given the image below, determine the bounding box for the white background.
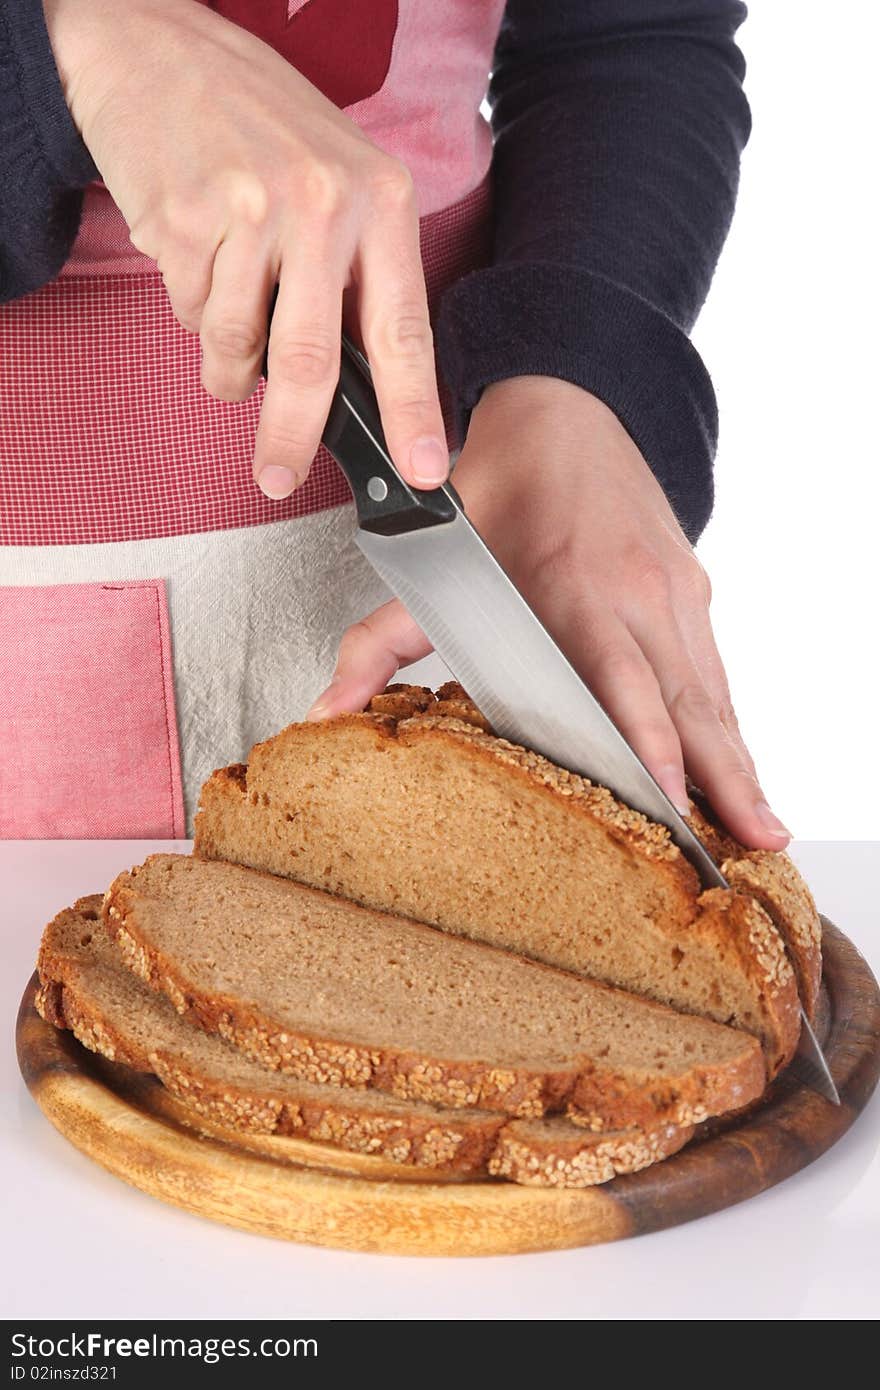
[692,2,879,838]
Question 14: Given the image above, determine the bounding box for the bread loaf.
[194,684,805,1073]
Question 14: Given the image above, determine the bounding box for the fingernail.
[656,764,691,817]
[409,437,449,486]
[306,677,339,721]
[257,465,296,499]
[755,801,791,840]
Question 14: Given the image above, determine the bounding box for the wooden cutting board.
[16,918,880,1257]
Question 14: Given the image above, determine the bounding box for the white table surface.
[2,840,878,1322]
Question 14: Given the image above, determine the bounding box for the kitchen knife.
[304,335,838,1103]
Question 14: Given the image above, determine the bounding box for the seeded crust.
[684,795,822,1019]
[194,683,801,1074]
[35,898,696,1186]
[488,1118,692,1188]
[101,857,765,1130]
[723,856,821,1017]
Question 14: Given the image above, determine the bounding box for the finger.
[572,618,691,813]
[157,247,214,335]
[200,228,274,402]
[307,599,432,719]
[254,239,346,499]
[357,167,448,490]
[630,609,791,848]
[676,603,759,782]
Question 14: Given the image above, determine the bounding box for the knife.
[302,334,838,1103]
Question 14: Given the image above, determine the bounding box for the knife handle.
[262,298,456,535]
[325,337,458,534]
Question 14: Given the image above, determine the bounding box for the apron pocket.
[0,580,185,838]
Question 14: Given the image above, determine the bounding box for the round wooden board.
[16,919,880,1257]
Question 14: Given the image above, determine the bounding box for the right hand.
[43,0,449,498]
[316,377,792,849]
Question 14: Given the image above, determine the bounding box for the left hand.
[306,375,791,850]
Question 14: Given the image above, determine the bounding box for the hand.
[309,376,791,850]
[43,0,449,497]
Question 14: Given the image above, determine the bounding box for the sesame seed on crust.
[488,1120,694,1188]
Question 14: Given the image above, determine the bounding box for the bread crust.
[102,864,765,1131]
[685,793,822,1020]
[490,1119,693,1188]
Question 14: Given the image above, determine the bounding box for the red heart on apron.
[205,0,399,107]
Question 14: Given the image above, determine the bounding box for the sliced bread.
[685,792,822,1019]
[102,855,765,1130]
[36,898,501,1173]
[36,898,694,1186]
[193,683,802,1074]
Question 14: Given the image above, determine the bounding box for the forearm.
[437,0,751,542]
[0,0,97,301]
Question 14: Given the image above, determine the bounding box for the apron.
[0,0,504,837]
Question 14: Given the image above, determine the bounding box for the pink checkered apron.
[0,0,503,838]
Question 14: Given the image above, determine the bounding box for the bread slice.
[102,855,765,1130]
[194,683,802,1075]
[36,897,694,1186]
[685,792,822,1019]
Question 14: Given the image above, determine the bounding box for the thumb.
[306,599,432,720]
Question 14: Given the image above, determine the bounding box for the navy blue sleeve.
[436,0,751,541]
[0,0,96,301]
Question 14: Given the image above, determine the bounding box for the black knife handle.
[326,337,457,534]
[261,295,456,535]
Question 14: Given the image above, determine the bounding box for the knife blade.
[315,336,839,1104]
